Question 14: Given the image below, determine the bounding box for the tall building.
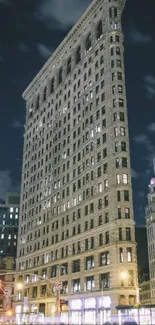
[0,192,19,257]
[145,167,155,303]
[16,0,138,322]
[0,192,20,317]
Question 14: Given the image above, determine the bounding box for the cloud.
[133,134,149,145]
[35,0,91,29]
[130,27,152,44]
[131,169,140,179]
[19,43,29,53]
[12,120,22,129]
[0,170,20,200]
[134,133,155,175]
[36,43,52,59]
[144,75,155,99]
[0,0,12,6]
[147,122,155,132]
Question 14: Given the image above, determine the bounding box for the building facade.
[146,175,155,304]
[0,192,19,258]
[139,280,151,305]
[0,193,20,317]
[16,0,138,322]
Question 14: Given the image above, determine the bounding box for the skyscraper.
[16,0,138,322]
[145,164,155,304]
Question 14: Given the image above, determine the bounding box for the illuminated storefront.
[60,296,111,325]
[117,305,155,325]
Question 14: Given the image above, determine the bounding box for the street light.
[120,272,140,305]
[16,282,23,291]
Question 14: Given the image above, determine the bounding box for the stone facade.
[16,0,138,320]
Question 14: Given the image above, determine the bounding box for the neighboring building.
[146,173,155,303]
[0,257,15,318]
[0,192,20,257]
[135,227,149,281]
[0,192,20,318]
[139,280,151,305]
[16,0,138,322]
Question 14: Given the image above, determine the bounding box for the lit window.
[15,208,18,213]
[67,201,70,209]
[116,174,121,184]
[15,214,18,219]
[73,198,77,207]
[10,207,13,213]
[1,234,4,239]
[14,242,16,246]
[8,234,11,239]
[123,174,128,184]
[10,214,13,219]
[78,195,82,202]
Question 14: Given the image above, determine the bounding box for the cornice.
[22,0,103,101]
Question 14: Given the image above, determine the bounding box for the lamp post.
[120,272,140,305]
[56,265,65,325]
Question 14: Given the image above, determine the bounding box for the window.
[118,208,121,219]
[116,47,120,55]
[101,273,110,289]
[36,95,40,109]
[105,231,109,244]
[67,57,71,75]
[86,276,94,291]
[122,173,128,184]
[61,281,68,294]
[51,78,54,93]
[96,20,103,40]
[119,248,124,263]
[119,98,124,107]
[126,228,131,241]
[117,190,121,201]
[73,279,80,292]
[119,228,122,241]
[85,33,92,52]
[124,190,129,201]
[127,248,132,262]
[43,86,47,102]
[121,141,126,152]
[117,72,122,80]
[76,46,81,64]
[120,127,125,136]
[72,260,80,273]
[100,252,110,266]
[125,208,130,219]
[86,256,94,270]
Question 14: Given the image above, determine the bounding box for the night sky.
[0,0,155,226]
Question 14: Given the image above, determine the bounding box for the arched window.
[96,20,103,40]
[51,78,54,94]
[67,57,71,75]
[36,95,40,110]
[85,33,92,52]
[58,67,62,84]
[76,46,81,65]
[43,86,47,102]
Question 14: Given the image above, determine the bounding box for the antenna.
[153,159,155,175]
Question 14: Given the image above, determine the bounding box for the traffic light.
[60,299,68,311]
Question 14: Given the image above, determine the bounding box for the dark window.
[126,228,131,241]
[67,57,71,75]
[76,46,81,64]
[51,78,54,93]
[85,33,92,51]
[72,259,80,273]
[43,86,47,102]
[96,20,103,40]
[86,256,94,270]
[100,273,110,289]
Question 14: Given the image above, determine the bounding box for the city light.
[16,282,23,290]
